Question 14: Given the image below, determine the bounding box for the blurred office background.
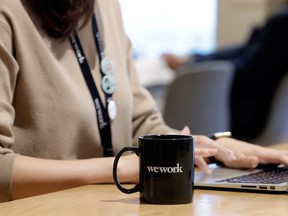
[119,0,288,145]
[120,0,285,58]
[119,0,286,92]
[119,0,217,108]
[119,0,217,57]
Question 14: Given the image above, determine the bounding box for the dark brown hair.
[28,0,95,39]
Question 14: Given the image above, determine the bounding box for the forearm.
[267,142,288,150]
[10,155,115,200]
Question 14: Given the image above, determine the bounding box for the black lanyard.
[70,15,113,157]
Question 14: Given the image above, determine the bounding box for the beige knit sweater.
[0,0,174,202]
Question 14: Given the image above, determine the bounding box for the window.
[119,0,217,57]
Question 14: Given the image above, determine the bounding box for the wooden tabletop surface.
[1,183,288,216]
[1,143,288,216]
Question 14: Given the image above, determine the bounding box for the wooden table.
[2,143,288,216]
[1,184,288,216]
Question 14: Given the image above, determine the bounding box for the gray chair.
[162,60,234,135]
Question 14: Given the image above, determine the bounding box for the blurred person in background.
[164,3,288,141]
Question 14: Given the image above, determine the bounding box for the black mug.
[113,134,194,204]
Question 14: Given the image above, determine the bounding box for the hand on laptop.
[213,137,288,169]
[180,127,236,173]
[179,127,288,173]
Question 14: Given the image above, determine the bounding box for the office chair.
[162,60,234,135]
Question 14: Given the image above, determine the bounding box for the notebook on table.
[194,163,288,193]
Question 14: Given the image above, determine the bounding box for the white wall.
[119,0,217,56]
[217,0,286,48]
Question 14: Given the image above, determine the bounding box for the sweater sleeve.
[118,31,178,144]
[0,15,19,202]
[0,150,16,202]
[109,1,179,144]
[126,40,179,144]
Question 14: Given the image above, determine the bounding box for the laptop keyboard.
[217,167,288,184]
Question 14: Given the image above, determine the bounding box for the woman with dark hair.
[28,0,95,38]
[1,0,288,203]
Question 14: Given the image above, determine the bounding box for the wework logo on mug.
[147,163,183,173]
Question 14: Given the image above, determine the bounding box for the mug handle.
[113,146,142,194]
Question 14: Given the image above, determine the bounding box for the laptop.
[194,163,288,193]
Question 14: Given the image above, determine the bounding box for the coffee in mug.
[113,134,194,204]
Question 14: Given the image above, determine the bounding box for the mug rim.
[139,134,193,141]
